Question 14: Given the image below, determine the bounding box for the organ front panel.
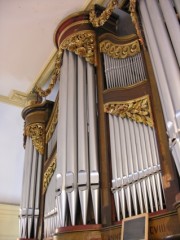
[19,1,180,239]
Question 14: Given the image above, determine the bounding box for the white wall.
[0,204,19,240]
[0,102,24,204]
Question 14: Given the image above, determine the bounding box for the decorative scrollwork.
[99,39,140,58]
[89,0,118,27]
[43,156,57,194]
[60,31,96,65]
[129,0,144,46]
[34,49,63,97]
[25,123,45,154]
[104,95,154,127]
[46,100,58,143]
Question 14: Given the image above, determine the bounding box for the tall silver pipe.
[124,119,138,215]
[138,123,153,212]
[114,116,126,218]
[109,115,120,221]
[103,54,109,88]
[111,56,116,88]
[128,120,143,214]
[87,62,99,224]
[118,60,123,87]
[25,139,34,238]
[143,125,158,211]
[150,129,164,210]
[20,136,30,238]
[66,52,78,226]
[106,55,111,88]
[121,59,127,87]
[124,58,131,86]
[145,0,180,122]
[35,154,42,210]
[56,50,68,227]
[77,56,89,225]
[134,122,148,212]
[28,147,38,236]
[159,0,180,66]
[139,0,177,139]
[119,117,132,216]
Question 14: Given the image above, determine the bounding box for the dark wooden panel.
[103,81,150,103]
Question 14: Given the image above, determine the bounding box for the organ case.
[19,2,180,240]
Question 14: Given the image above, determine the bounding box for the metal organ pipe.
[128,120,143,214]
[28,147,38,237]
[43,50,99,237]
[103,53,147,89]
[159,0,180,67]
[109,115,121,221]
[87,62,99,224]
[20,136,30,238]
[139,0,180,176]
[134,122,149,213]
[66,51,78,226]
[139,0,176,138]
[145,0,180,124]
[118,117,132,217]
[25,138,34,238]
[124,119,138,215]
[103,41,164,219]
[77,56,89,225]
[56,50,68,227]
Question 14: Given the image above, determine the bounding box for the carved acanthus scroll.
[43,156,57,194]
[99,39,140,59]
[25,123,45,154]
[60,30,97,65]
[104,95,154,127]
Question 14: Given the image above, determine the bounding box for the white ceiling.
[0,0,88,96]
[0,0,99,205]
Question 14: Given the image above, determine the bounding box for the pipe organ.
[19,1,180,240]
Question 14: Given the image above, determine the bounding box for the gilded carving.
[35,49,63,97]
[43,156,57,194]
[25,123,45,154]
[60,31,97,65]
[104,95,154,127]
[129,0,144,46]
[99,39,140,58]
[89,0,118,27]
[46,100,58,143]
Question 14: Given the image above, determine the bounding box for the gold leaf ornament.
[43,156,57,194]
[25,123,45,154]
[89,0,118,27]
[35,49,63,97]
[99,39,140,59]
[104,96,154,127]
[60,31,96,65]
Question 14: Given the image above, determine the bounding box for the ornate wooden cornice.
[22,100,54,152]
[60,30,97,65]
[99,39,140,59]
[104,95,154,127]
